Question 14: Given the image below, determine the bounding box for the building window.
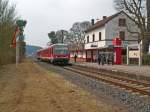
[119,18,126,27]
[92,34,95,42]
[99,32,102,41]
[119,31,125,40]
[87,36,89,43]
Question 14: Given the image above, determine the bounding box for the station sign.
[129,50,140,58]
[91,43,98,47]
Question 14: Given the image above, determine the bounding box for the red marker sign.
[11,26,20,48]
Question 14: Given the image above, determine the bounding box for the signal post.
[11,20,27,66]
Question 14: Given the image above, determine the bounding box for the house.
[69,11,139,62]
[84,11,139,62]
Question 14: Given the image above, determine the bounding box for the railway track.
[63,65,150,97]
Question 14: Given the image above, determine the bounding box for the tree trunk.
[142,38,149,53]
[142,0,150,53]
[147,0,150,31]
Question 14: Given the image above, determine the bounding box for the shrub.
[142,54,150,65]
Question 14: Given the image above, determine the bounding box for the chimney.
[91,19,94,26]
[103,16,107,20]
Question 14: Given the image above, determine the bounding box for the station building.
[70,11,139,62]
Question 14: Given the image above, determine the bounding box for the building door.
[86,50,92,62]
[91,50,93,62]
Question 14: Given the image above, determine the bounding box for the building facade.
[70,11,139,62]
[84,11,139,62]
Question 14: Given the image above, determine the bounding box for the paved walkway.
[73,62,150,77]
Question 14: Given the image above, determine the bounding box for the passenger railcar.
[37,44,70,64]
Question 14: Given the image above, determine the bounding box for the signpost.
[11,20,27,67]
[16,39,20,66]
[127,43,142,66]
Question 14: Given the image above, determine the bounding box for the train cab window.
[53,45,69,55]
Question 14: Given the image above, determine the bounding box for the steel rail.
[71,65,150,87]
[64,66,150,96]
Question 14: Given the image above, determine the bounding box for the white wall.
[85,26,106,50]
[85,12,139,50]
[70,52,75,58]
[105,12,139,48]
[70,51,86,59]
[77,51,83,58]
[86,51,91,58]
[83,51,86,58]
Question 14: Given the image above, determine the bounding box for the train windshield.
[53,45,69,55]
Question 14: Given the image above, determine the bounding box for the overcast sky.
[11,0,116,47]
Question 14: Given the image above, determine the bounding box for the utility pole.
[16,36,20,65]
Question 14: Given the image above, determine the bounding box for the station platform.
[71,61,150,81]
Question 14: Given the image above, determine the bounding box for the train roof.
[36,49,43,52]
[51,43,68,46]
[36,44,68,52]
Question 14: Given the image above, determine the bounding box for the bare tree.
[147,0,150,31]
[113,0,149,53]
[68,21,91,50]
[55,30,69,44]
[0,0,18,65]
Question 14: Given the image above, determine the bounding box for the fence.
[122,54,150,65]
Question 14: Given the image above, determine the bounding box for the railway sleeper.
[65,67,150,96]
[72,65,150,86]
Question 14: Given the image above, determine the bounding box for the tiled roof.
[85,11,124,33]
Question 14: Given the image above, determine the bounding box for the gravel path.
[37,61,128,112]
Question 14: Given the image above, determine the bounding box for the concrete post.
[127,46,129,65]
[139,43,142,66]
[16,42,20,67]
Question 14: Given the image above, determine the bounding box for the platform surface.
[72,62,150,77]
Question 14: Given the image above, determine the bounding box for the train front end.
[52,44,70,64]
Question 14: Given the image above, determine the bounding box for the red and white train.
[37,44,70,64]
